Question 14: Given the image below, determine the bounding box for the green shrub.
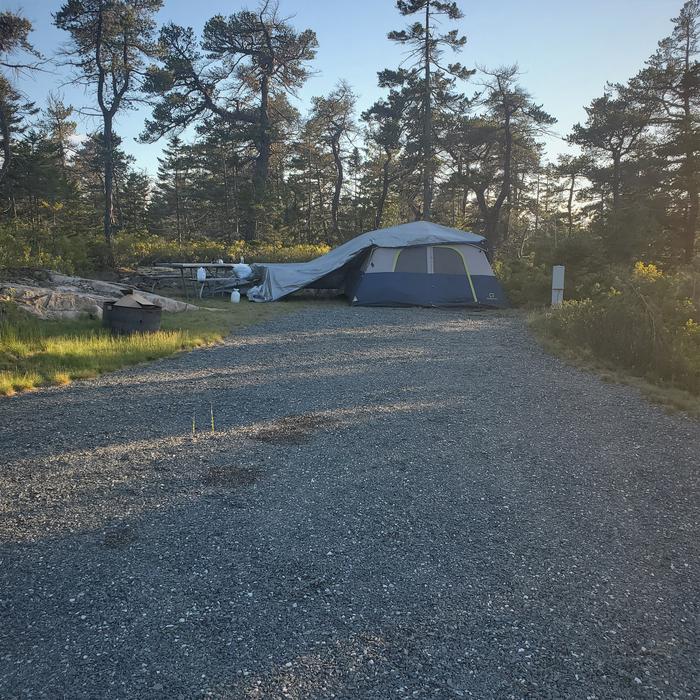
[112,231,330,269]
[532,262,700,394]
[495,258,551,307]
[0,224,331,275]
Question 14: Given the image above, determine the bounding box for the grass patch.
[0,297,301,396]
[529,309,700,417]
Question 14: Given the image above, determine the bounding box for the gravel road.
[1,304,698,699]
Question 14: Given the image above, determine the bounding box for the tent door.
[430,246,478,302]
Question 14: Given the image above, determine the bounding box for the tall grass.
[0,299,292,396]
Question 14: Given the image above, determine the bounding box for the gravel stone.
[0,305,698,699]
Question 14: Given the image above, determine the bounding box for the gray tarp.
[247,221,486,302]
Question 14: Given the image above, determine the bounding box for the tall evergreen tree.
[55,0,163,258]
[0,10,40,185]
[40,95,77,177]
[570,90,650,212]
[150,135,193,242]
[363,90,407,229]
[629,0,700,262]
[442,66,554,251]
[142,2,317,239]
[308,82,356,240]
[384,0,472,220]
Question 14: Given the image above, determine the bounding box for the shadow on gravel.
[0,399,453,544]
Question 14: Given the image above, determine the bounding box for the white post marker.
[552,265,565,307]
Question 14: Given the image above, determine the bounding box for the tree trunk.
[233,159,240,241]
[422,1,432,221]
[611,151,621,211]
[315,168,328,240]
[250,73,271,240]
[478,107,512,252]
[0,99,11,185]
[472,186,500,255]
[684,169,698,262]
[375,150,392,230]
[497,109,513,244]
[330,134,343,238]
[222,152,231,241]
[484,214,498,257]
[103,114,115,259]
[567,173,575,236]
[681,34,697,263]
[534,171,540,236]
[174,167,182,244]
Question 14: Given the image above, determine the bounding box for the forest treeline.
[0,0,699,275]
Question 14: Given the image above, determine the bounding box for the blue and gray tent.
[247,221,508,308]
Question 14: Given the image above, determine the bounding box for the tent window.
[433,247,465,275]
[394,247,428,273]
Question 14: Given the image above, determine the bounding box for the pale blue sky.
[10,0,682,175]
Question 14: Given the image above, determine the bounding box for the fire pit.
[103,292,162,334]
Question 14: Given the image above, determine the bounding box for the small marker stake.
[552,265,565,307]
[210,403,215,434]
[192,411,196,436]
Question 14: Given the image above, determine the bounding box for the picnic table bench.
[158,263,253,300]
[139,272,182,293]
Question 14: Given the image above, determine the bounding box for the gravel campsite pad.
[0,304,698,699]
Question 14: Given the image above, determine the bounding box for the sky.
[9,0,683,176]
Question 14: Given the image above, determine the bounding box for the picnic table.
[160,262,245,301]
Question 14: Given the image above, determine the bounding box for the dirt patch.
[251,413,339,445]
[203,465,262,487]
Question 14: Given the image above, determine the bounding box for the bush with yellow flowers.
[532,261,700,394]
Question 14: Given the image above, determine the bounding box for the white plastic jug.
[196,266,207,282]
[230,288,241,303]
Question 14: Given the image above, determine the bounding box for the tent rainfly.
[247,221,508,308]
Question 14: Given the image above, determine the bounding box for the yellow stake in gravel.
[210,403,215,434]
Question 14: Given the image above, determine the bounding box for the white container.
[196,266,207,282]
[230,289,241,303]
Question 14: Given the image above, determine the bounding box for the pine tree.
[40,95,77,177]
[308,82,356,240]
[55,0,163,258]
[0,10,40,185]
[570,90,649,212]
[150,136,193,242]
[142,3,317,240]
[384,0,473,220]
[629,0,700,262]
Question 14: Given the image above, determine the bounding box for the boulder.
[0,272,201,320]
[46,272,198,313]
[0,283,108,320]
